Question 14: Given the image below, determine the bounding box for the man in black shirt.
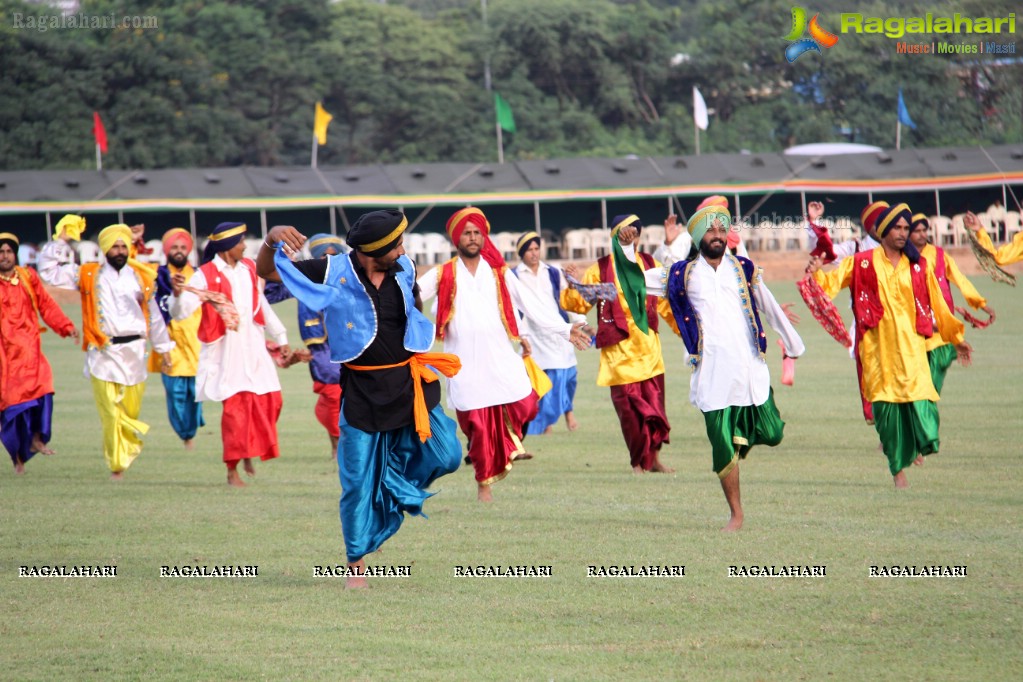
[257,210,461,589]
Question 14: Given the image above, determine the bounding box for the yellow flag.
[314,101,333,145]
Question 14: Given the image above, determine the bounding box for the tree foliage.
[0,0,1019,170]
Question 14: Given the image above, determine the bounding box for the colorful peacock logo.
[783,7,839,62]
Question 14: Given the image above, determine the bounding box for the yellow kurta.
[920,244,986,352]
[148,264,201,376]
[562,259,676,387]
[814,248,964,403]
[975,228,1023,266]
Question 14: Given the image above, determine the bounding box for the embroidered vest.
[594,252,659,348]
[78,261,155,351]
[197,258,266,343]
[931,246,955,312]
[666,254,767,369]
[850,249,933,338]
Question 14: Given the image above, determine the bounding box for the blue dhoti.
[338,403,462,562]
[161,374,205,441]
[1,394,53,465]
[526,366,577,435]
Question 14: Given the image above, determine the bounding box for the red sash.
[435,258,519,341]
[851,250,932,338]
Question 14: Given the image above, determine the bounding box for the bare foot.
[876,442,884,452]
[30,435,55,455]
[227,469,246,487]
[632,465,646,474]
[721,514,744,532]
[329,435,339,459]
[110,471,124,481]
[543,425,554,435]
[515,452,533,461]
[913,456,924,466]
[565,412,578,431]
[893,471,909,488]
[650,458,675,474]
[183,439,195,451]
[242,458,256,477]
[14,461,26,475]
[346,560,369,590]
[477,483,493,502]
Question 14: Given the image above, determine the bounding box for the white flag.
[693,86,709,130]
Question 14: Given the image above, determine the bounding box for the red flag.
[92,111,108,154]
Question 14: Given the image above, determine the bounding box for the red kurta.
[0,268,75,411]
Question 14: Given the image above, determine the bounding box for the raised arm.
[256,225,308,282]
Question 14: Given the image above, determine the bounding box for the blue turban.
[202,222,247,264]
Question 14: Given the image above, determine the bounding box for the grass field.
[2,281,1022,681]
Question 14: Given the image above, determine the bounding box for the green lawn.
[2,282,1021,681]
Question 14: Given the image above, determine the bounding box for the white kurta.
[512,261,585,370]
[37,240,79,290]
[684,255,773,413]
[418,258,573,412]
[169,256,287,402]
[84,262,175,386]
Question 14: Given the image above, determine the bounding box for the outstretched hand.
[955,341,973,367]
[780,302,801,325]
[664,214,683,245]
[807,201,825,222]
[805,255,823,275]
[267,225,307,254]
[963,211,981,233]
[563,263,581,282]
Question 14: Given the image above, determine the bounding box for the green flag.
[495,92,516,134]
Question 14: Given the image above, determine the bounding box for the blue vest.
[666,253,767,369]
[274,249,434,363]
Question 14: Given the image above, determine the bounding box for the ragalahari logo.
[784,7,839,62]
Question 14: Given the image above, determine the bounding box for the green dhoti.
[872,400,940,476]
[927,344,957,396]
[702,391,785,479]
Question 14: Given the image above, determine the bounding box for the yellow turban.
[98,224,133,254]
[54,214,86,241]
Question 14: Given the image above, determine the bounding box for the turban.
[161,227,193,254]
[347,210,407,257]
[875,203,912,239]
[98,224,133,254]
[446,207,507,271]
[860,201,889,236]
[610,214,641,240]
[202,222,247,264]
[54,214,86,241]
[875,203,921,263]
[308,233,345,259]
[0,233,19,265]
[516,231,541,259]
[686,205,732,247]
[695,195,729,212]
[910,213,930,230]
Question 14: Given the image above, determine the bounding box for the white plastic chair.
[589,228,612,259]
[638,225,665,254]
[1004,211,1021,241]
[76,240,102,263]
[562,229,592,261]
[422,232,454,265]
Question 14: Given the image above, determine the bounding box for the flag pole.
[695,121,700,156]
[896,119,901,151]
[496,121,504,164]
[311,133,318,169]
[96,143,102,171]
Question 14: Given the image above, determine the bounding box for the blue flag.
[897,88,917,130]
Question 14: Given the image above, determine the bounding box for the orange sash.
[344,352,461,442]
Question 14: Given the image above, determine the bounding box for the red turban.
[445,207,505,272]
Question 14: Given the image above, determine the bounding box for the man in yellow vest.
[79,224,175,480]
[150,228,204,449]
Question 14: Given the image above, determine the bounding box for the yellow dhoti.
[91,377,149,473]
